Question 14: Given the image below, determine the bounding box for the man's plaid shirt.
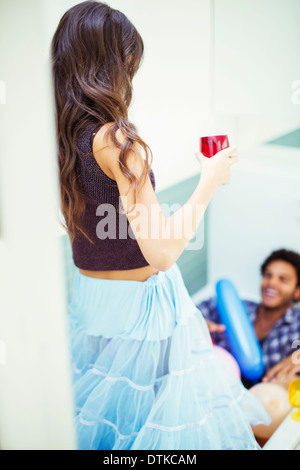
[197,297,300,376]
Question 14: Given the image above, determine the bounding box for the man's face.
[261,260,300,310]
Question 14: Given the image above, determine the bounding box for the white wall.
[214,0,300,120]
[213,0,300,151]
[0,0,76,450]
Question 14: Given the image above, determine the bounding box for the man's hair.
[260,249,300,287]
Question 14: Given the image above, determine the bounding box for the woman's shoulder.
[93,122,131,149]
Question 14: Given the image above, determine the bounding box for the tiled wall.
[267,128,300,148]
[156,174,208,297]
[61,174,208,305]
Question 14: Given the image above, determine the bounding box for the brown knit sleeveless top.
[71,123,156,270]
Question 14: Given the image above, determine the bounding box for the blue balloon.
[215,279,264,382]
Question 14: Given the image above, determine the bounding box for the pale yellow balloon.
[250,383,292,439]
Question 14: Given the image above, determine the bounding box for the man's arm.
[262,354,300,384]
[197,298,226,334]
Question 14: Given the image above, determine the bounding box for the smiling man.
[199,249,300,388]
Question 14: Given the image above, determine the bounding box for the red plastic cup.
[200,135,229,158]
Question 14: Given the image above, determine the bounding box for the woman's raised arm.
[93,126,238,271]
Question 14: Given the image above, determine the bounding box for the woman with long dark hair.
[51,1,270,450]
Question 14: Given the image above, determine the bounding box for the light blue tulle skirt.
[67,262,270,450]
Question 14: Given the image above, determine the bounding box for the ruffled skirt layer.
[67,263,270,450]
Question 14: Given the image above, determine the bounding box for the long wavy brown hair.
[51,0,153,245]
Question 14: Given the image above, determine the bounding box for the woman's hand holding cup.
[195,142,238,187]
